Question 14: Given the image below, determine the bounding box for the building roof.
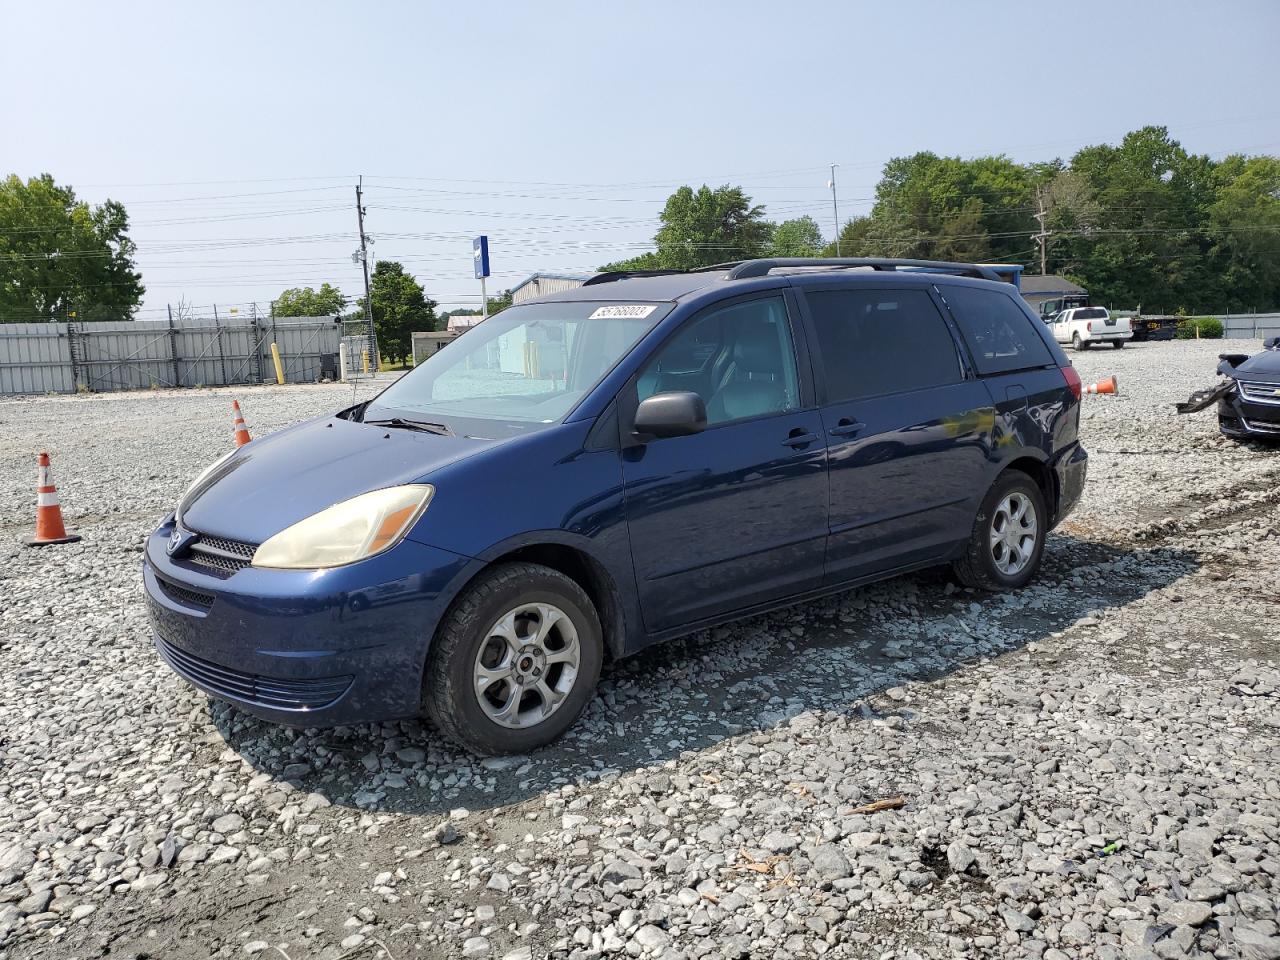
[510,272,596,295]
[1019,274,1086,296]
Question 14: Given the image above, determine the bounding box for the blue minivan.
[145,258,1087,754]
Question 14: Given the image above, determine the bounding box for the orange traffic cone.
[232,400,251,446]
[27,452,81,547]
[1084,375,1118,395]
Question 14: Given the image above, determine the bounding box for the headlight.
[252,485,434,569]
[176,449,237,523]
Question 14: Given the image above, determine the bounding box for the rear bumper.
[1085,330,1132,342]
[1051,441,1088,526]
[143,516,473,726]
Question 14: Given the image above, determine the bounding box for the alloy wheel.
[473,602,581,729]
[989,491,1038,576]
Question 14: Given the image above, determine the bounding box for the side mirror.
[634,391,707,439]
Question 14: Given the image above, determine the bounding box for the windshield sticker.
[588,304,657,320]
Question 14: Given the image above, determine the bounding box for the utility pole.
[828,163,841,256]
[1033,185,1051,276]
[356,176,378,370]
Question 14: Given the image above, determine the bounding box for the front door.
[799,285,993,583]
[621,294,828,633]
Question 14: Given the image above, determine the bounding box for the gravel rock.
[811,843,853,880]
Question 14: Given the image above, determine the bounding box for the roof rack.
[581,269,687,287]
[722,257,1004,282]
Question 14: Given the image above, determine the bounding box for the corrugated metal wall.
[512,276,589,303]
[1222,314,1280,340]
[0,317,340,396]
[0,324,76,394]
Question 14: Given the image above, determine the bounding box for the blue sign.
[472,235,490,279]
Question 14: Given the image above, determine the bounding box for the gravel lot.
[1,340,1277,960]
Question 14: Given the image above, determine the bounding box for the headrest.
[732,319,780,371]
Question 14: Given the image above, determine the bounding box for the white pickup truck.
[1048,306,1132,350]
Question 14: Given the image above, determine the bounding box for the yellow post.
[270,342,286,384]
[361,350,370,374]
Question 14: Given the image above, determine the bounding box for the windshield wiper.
[364,417,453,436]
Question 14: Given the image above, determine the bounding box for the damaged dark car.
[1178,337,1280,442]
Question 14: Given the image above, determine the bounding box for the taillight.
[1087,321,1093,333]
[1061,364,1082,400]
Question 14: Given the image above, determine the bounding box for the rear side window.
[941,285,1055,375]
[805,289,962,402]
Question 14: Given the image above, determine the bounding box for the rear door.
[933,282,1072,458]
[798,284,994,584]
[621,293,828,633]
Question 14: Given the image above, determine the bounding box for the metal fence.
[1220,313,1280,340]
[0,316,341,395]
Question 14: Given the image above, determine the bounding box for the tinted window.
[942,285,1055,375]
[637,297,799,426]
[805,289,961,402]
[1074,307,1107,320]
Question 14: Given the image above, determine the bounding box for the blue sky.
[3,0,1278,316]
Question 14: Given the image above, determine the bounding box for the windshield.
[364,301,668,437]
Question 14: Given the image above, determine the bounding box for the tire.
[952,472,1048,592]
[424,562,603,755]
[1072,333,1089,351]
[1112,340,1125,349]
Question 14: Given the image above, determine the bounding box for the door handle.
[829,418,865,438]
[783,429,819,448]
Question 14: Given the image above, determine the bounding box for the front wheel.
[423,562,603,755]
[1072,333,1089,351]
[952,472,1048,591]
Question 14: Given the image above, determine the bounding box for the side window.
[637,297,799,426]
[805,289,962,402]
[942,285,1055,375]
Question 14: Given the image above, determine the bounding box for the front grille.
[156,575,214,609]
[156,636,353,710]
[1238,380,1280,406]
[187,534,257,575]
[1241,417,1280,435]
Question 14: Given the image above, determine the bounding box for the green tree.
[771,216,824,257]
[598,251,663,273]
[861,152,1033,262]
[1059,126,1213,311]
[601,184,774,272]
[359,261,438,364]
[0,174,144,321]
[272,283,346,317]
[1205,155,1280,312]
[485,288,513,317]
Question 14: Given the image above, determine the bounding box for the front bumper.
[143,516,472,726]
[1051,441,1088,527]
[1217,384,1280,441]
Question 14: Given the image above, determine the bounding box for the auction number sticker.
[588,305,658,320]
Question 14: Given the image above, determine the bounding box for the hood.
[1231,347,1280,381]
[181,415,494,543]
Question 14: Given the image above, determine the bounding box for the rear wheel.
[424,562,603,755]
[1072,333,1089,351]
[1112,340,1125,349]
[953,472,1047,591]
